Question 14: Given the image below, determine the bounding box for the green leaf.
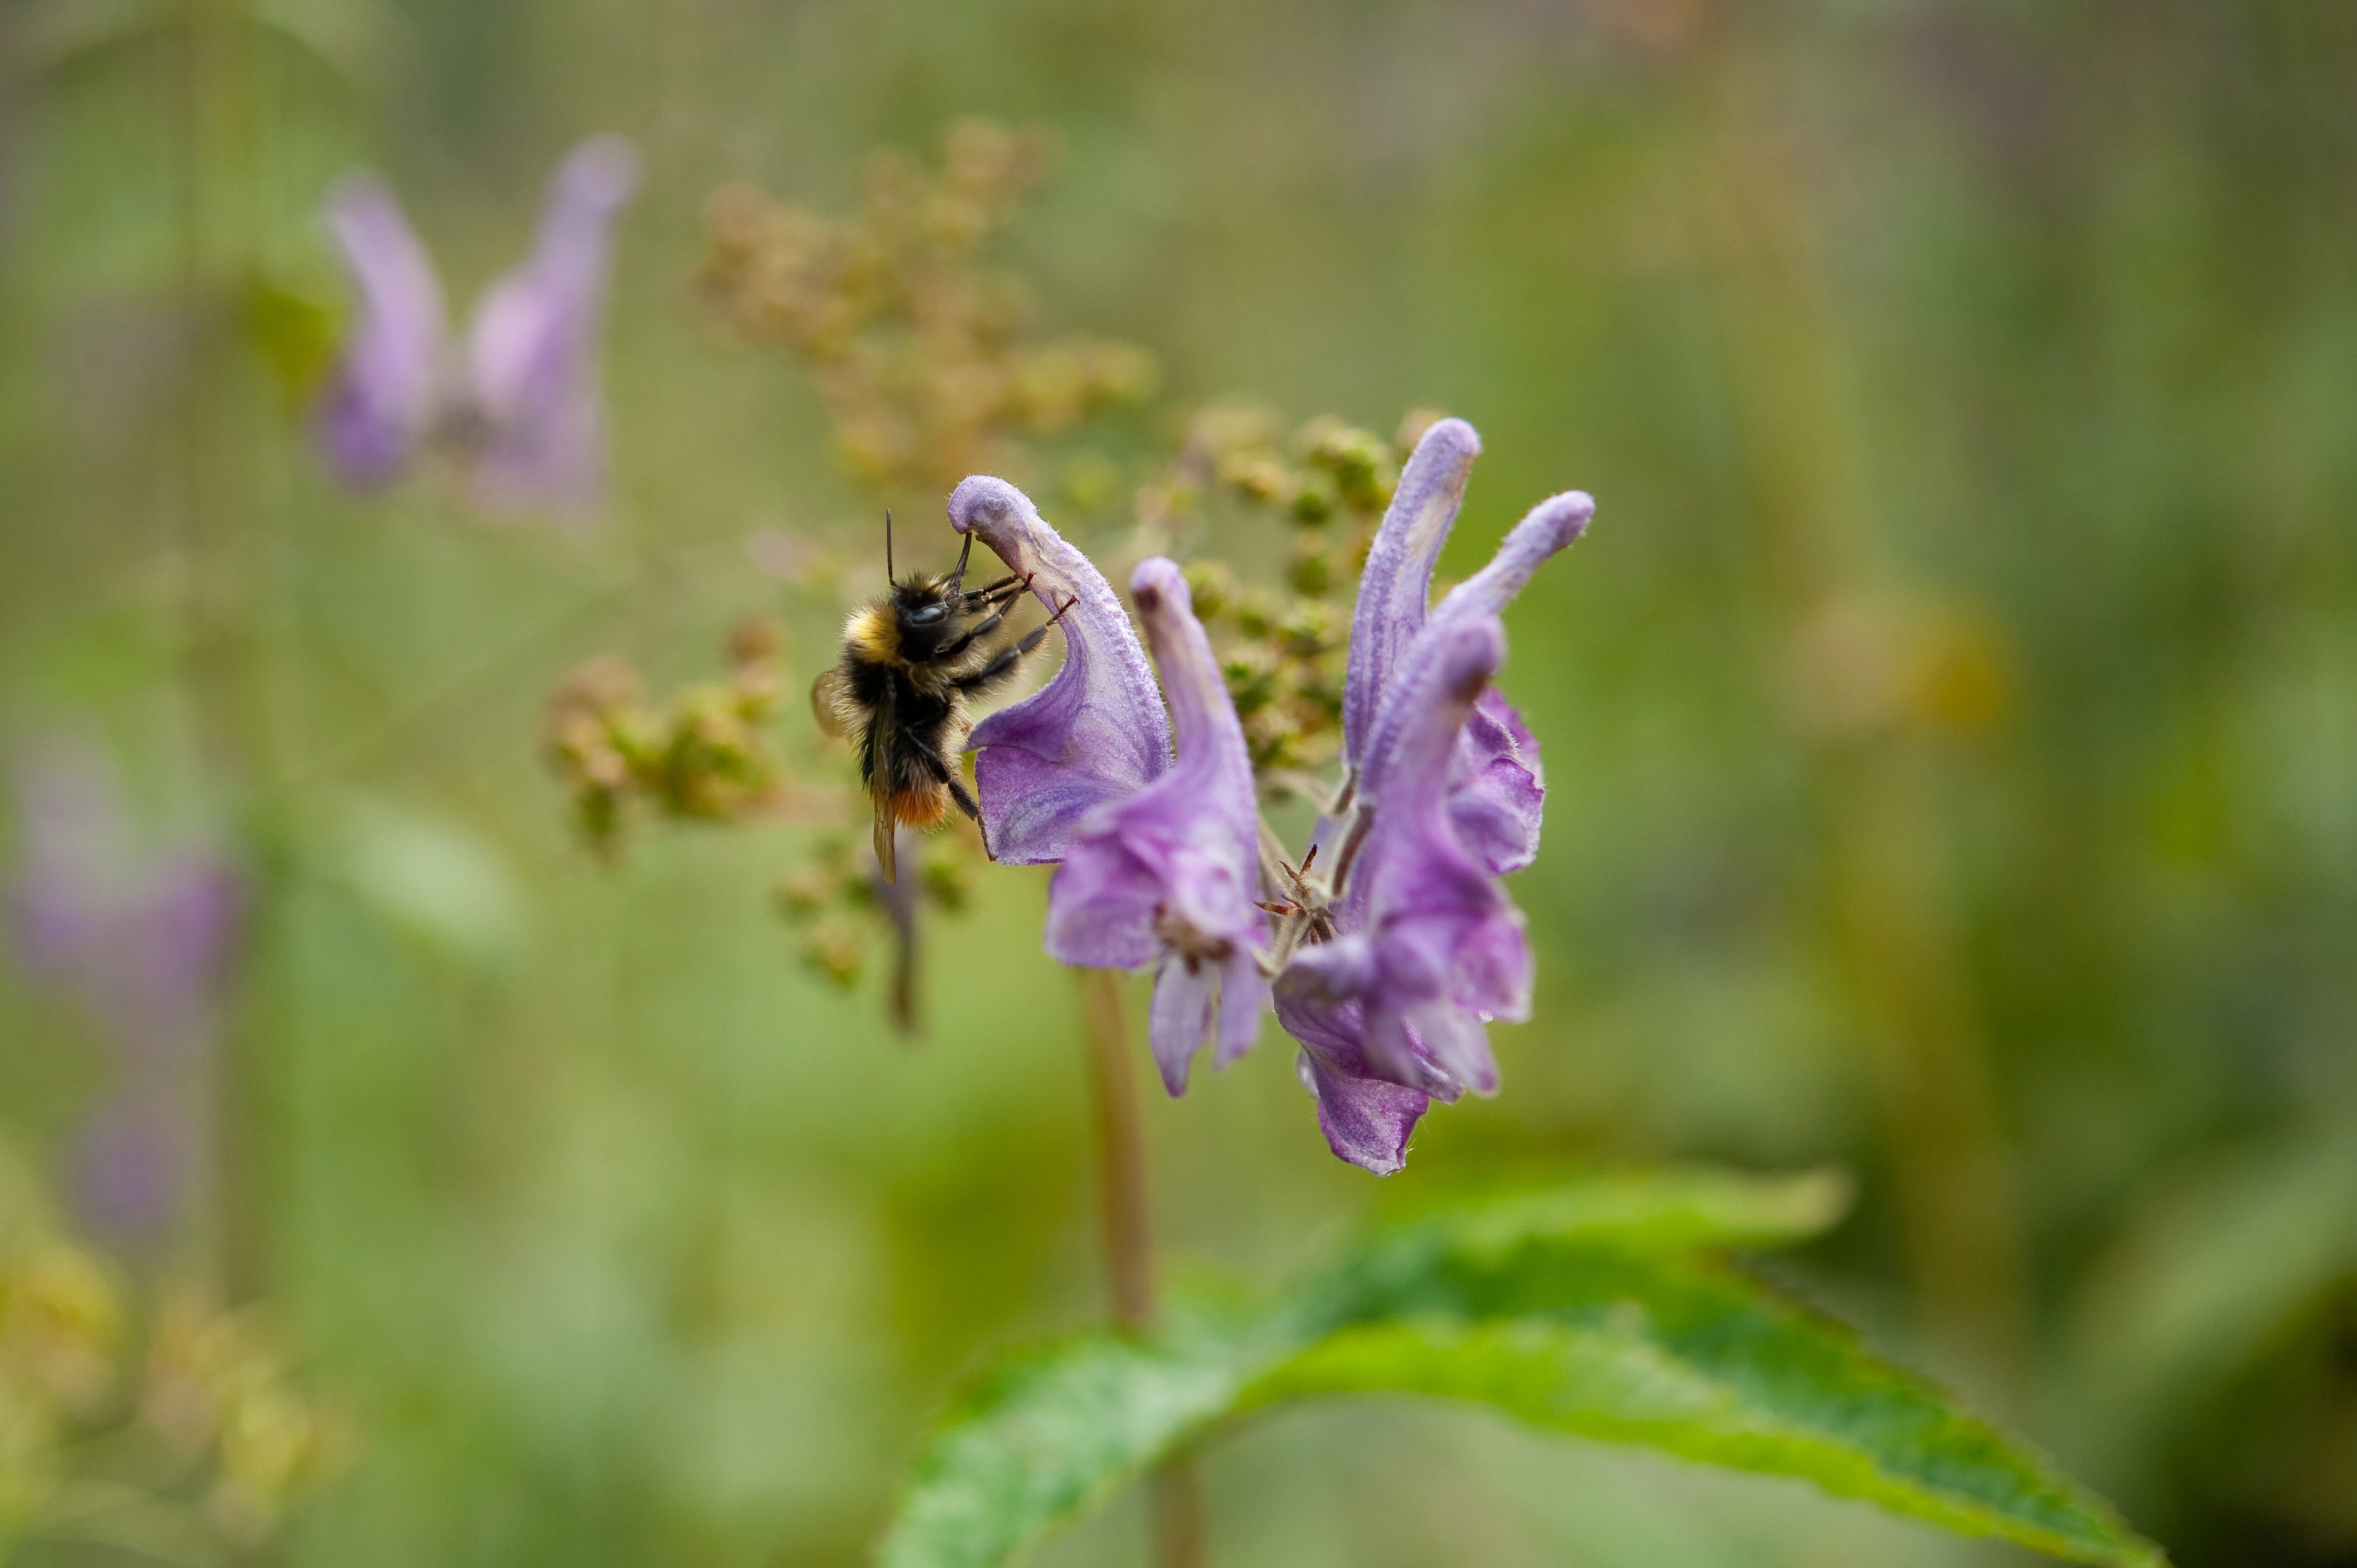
[1252,1242,2162,1568]
[879,1324,1265,1568]
[876,1171,2164,1568]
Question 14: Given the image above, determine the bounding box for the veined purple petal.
[317,174,447,487]
[463,136,640,521]
[1297,1051,1428,1178]
[951,479,1170,863]
[1215,949,1267,1070]
[1044,558,1266,1092]
[1275,936,1459,1100]
[1149,959,1218,1096]
[1341,418,1480,765]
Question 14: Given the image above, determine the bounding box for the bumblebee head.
[885,576,960,659]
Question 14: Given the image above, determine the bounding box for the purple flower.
[1338,418,1593,875]
[9,740,243,1243]
[1283,421,1590,1172]
[1276,618,1528,1174]
[317,136,639,521]
[1045,559,1267,1094]
[953,418,1592,1176]
[950,477,1171,864]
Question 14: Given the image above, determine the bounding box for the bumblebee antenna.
[948,530,974,595]
[885,508,895,582]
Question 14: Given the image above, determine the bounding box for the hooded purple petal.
[1044,558,1266,1093]
[461,136,638,521]
[317,174,447,487]
[950,478,1171,864]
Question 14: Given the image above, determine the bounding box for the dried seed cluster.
[1147,408,1428,774]
[697,120,1158,495]
[544,620,789,851]
[773,830,972,995]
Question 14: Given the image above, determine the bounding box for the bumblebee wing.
[811,665,855,739]
[867,696,901,884]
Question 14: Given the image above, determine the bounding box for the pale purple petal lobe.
[317,174,447,486]
[1149,959,1218,1095]
[464,136,640,520]
[951,478,1171,863]
[1215,951,1266,1069]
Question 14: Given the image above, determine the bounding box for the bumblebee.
[813,513,1070,881]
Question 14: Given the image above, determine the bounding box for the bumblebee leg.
[913,744,983,822]
[953,593,1077,694]
[959,575,1025,613]
[936,608,1009,661]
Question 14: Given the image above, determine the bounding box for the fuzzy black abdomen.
[854,664,965,798]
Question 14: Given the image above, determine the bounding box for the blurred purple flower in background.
[9,739,243,1244]
[317,135,639,522]
[1045,558,1267,1096]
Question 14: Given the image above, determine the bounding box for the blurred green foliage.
[3,1,2355,1566]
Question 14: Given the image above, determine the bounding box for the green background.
[3,1,2353,1564]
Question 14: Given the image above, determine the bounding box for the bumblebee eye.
[905,603,948,628]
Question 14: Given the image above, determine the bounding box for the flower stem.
[1074,968,1206,1568]
[1076,968,1155,1330]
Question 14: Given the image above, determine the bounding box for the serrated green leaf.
[878,1325,1263,1568]
[1249,1242,2162,1568]
[876,1172,2164,1568]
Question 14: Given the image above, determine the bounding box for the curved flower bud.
[1341,417,1481,762]
[1045,559,1267,1092]
[950,477,1171,864]
[464,136,640,520]
[318,174,447,487]
[1337,415,1592,876]
[1276,616,1529,1171]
